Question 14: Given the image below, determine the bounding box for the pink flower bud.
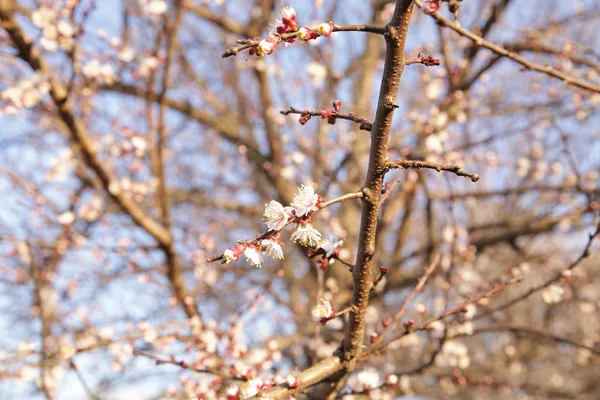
[317,21,334,37]
[423,0,440,15]
[320,108,332,119]
[299,114,311,125]
[333,99,342,111]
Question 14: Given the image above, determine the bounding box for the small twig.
[371,266,389,293]
[280,106,373,131]
[372,255,440,349]
[453,326,600,356]
[387,159,480,182]
[222,24,386,58]
[69,360,102,400]
[334,305,356,318]
[332,255,356,271]
[133,350,247,381]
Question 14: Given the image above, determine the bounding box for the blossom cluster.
[221,184,327,268]
[31,5,77,52]
[248,5,334,57]
[1,73,50,113]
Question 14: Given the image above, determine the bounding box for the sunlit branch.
[387,159,480,182]
[222,23,386,58]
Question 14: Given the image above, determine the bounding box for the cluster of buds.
[248,6,335,57]
[320,99,343,125]
[221,185,325,267]
[299,100,343,125]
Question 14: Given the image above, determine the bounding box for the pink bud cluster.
[299,99,343,125]
[247,6,334,57]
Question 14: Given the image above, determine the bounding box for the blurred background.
[0,0,599,398]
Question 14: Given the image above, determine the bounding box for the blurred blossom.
[542,284,564,305]
[347,367,382,391]
[143,0,168,15]
[118,47,135,63]
[436,341,470,369]
[307,62,327,87]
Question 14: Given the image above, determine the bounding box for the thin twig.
[387,159,480,182]
[222,23,386,58]
[371,254,440,349]
[280,106,373,131]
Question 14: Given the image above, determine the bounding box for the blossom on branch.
[290,184,320,217]
[275,5,299,33]
[311,298,334,324]
[261,239,284,260]
[243,246,264,268]
[222,246,245,264]
[319,236,343,260]
[263,200,291,231]
[256,37,280,56]
[297,27,316,41]
[291,223,323,247]
[317,21,334,36]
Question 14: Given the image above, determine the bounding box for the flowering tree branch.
[0,3,201,321]
[476,220,600,319]
[221,23,386,58]
[416,0,600,93]
[363,275,523,358]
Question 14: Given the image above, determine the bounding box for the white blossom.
[311,298,333,322]
[57,211,75,225]
[291,224,322,247]
[145,0,168,15]
[542,284,564,305]
[348,367,383,391]
[261,239,284,259]
[118,47,135,63]
[31,6,56,29]
[319,236,343,258]
[437,341,471,369]
[263,200,291,231]
[291,184,320,217]
[222,249,235,263]
[243,247,263,268]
